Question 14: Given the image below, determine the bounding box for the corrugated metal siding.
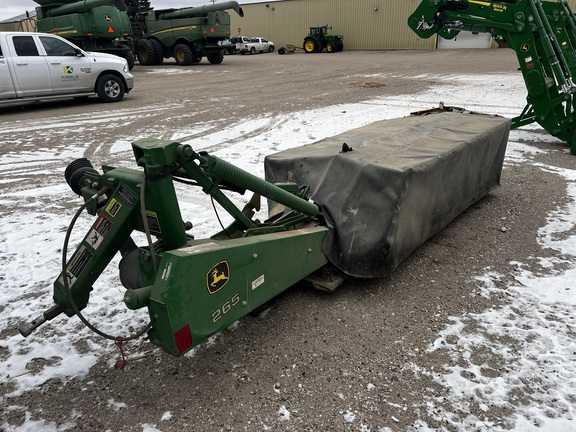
[232,0,576,51]
[231,0,436,51]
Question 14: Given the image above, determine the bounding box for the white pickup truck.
[0,31,134,105]
[239,37,275,55]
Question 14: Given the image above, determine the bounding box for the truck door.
[10,35,51,96]
[38,35,93,93]
[0,44,17,99]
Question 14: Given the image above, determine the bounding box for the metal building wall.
[0,18,36,32]
[230,0,436,51]
[232,0,576,51]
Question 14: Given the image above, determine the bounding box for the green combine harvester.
[134,1,244,65]
[408,0,576,154]
[34,0,135,68]
[32,0,244,68]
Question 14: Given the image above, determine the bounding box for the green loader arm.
[408,0,576,154]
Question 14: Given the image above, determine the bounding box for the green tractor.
[303,25,343,53]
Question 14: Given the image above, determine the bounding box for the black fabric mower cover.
[264,111,511,277]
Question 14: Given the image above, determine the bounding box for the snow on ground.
[1,70,575,431]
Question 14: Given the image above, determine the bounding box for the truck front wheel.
[96,74,125,103]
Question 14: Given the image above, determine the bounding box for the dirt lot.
[1,49,575,431]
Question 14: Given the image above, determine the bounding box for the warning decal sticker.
[106,198,121,217]
[60,245,93,287]
[146,210,161,233]
[85,214,113,251]
[116,186,136,207]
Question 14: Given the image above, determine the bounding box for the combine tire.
[96,74,125,103]
[174,43,194,66]
[115,47,135,69]
[303,38,317,53]
[149,39,164,65]
[208,51,225,64]
[136,39,158,65]
[326,41,335,53]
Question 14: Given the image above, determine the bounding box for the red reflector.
[210,27,215,33]
[86,33,93,36]
[54,27,59,31]
[174,324,192,355]
[108,26,114,33]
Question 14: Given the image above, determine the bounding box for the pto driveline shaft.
[199,153,319,217]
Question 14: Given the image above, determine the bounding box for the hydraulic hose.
[61,188,153,342]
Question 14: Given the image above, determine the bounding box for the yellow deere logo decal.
[206,260,230,294]
[520,43,530,52]
[105,14,112,21]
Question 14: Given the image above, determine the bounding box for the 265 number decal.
[212,293,240,323]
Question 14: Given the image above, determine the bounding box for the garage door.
[437,31,491,49]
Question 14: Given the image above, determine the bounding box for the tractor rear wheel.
[326,41,335,53]
[208,51,225,64]
[303,37,317,53]
[174,43,194,66]
[136,39,157,65]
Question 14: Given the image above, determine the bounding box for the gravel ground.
[1,49,575,431]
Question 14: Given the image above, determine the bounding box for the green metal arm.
[20,139,329,356]
[408,0,576,154]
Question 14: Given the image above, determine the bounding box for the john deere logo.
[104,14,112,21]
[63,65,74,74]
[520,43,530,52]
[206,260,229,294]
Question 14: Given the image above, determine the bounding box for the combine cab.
[303,25,344,53]
[34,0,135,69]
[135,1,244,66]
